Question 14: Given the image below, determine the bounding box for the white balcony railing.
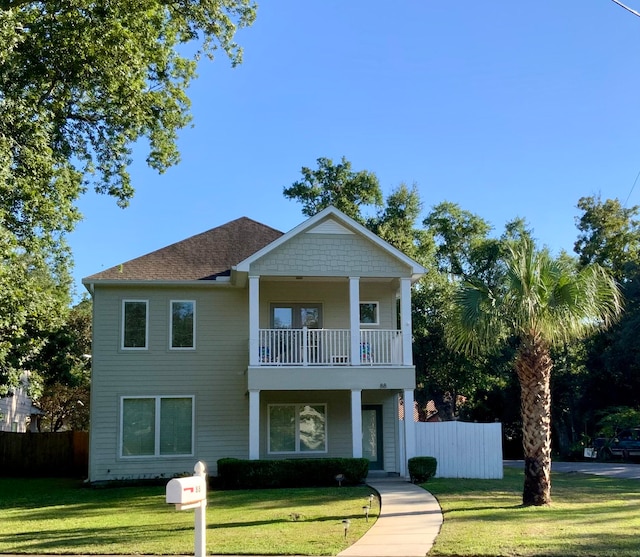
[257,328,403,366]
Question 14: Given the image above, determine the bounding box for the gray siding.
[89,284,250,482]
[250,233,412,277]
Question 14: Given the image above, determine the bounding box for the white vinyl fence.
[413,421,503,479]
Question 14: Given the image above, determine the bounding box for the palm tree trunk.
[515,333,553,506]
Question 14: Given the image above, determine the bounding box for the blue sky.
[70,0,640,297]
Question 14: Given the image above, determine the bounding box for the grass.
[0,478,378,555]
[425,467,640,557]
[2,469,639,556]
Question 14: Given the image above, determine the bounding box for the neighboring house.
[83,206,426,483]
[0,373,42,432]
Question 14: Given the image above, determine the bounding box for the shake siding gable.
[249,233,412,277]
[89,285,250,481]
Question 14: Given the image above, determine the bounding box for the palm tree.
[448,238,622,506]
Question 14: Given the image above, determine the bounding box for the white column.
[349,277,360,365]
[404,388,416,477]
[249,276,260,366]
[351,389,363,458]
[400,278,413,366]
[248,389,260,460]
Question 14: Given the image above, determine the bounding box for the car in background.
[592,427,640,460]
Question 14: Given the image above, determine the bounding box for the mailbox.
[166,476,207,505]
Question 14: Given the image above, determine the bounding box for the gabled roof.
[235,206,427,281]
[83,217,283,282]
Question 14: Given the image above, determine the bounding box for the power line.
[611,0,640,18]
[611,1,640,206]
[624,169,640,207]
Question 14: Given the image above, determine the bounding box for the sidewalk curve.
[338,476,443,557]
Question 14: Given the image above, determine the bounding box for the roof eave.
[81,278,233,288]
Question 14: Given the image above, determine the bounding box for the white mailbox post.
[166,461,207,557]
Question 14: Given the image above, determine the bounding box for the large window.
[122,300,148,349]
[268,404,327,454]
[121,396,194,457]
[170,300,195,349]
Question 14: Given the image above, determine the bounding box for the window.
[121,396,194,457]
[271,304,322,329]
[360,302,379,325]
[268,404,327,454]
[170,300,195,349]
[122,300,148,349]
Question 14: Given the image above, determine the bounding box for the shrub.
[408,456,437,483]
[216,457,369,489]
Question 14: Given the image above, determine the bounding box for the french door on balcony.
[268,304,322,364]
[271,304,322,330]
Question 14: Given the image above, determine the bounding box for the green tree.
[366,183,425,259]
[37,382,89,432]
[1,0,255,391]
[448,238,621,506]
[32,297,92,389]
[27,298,91,431]
[574,195,640,434]
[423,201,493,279]
[283,156,383,222]
[574,195,640,282]
[2,1,256,217]
[0,245,70,396]
[413,203,511,420]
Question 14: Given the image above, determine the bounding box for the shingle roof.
[83,217,283,281]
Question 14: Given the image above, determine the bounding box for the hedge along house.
[83,206,426,483]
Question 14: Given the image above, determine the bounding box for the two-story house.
[83,206,425,482]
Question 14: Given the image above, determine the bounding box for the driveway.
[504,459,640,480]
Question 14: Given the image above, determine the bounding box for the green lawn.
[0,478,378,555]
[1,469,639,556]
[425,467,640,557]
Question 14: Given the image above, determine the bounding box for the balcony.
[256,327,403,366]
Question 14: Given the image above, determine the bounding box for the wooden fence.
[0,431,88,477]
[413,421,503,479]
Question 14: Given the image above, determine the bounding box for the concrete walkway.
[338,476,443,557]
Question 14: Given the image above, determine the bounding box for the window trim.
[121,299,149,350]
[267,403,328,455]
[169,300,196,350]
[359,301,379,326]
[120,395,195,459]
